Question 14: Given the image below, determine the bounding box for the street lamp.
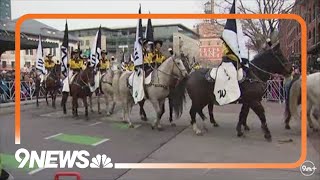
[118,45,128,53]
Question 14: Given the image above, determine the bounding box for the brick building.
[279,0,320,71]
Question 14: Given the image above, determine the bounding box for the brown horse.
[61,66,95,119]
[35,64,61,108]
[181,43,292,141]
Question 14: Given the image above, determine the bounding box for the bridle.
[151,57,187,81]
[73,68,94,88]
[249,48,291,78]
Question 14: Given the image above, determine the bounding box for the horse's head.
[252,42,292,78]
[82,65,95,87]
[172,56,189,79]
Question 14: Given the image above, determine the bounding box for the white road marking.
[89,122,103,126]
[92,139,109,146]
[44,133,63,140]
[28,167,45,175]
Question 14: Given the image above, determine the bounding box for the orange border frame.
[14,14,307,169]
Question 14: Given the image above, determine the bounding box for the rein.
[147,58,186,89]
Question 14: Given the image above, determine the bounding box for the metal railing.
[0,80,285,104]
[0,80,62,103]
[263,80,286,104]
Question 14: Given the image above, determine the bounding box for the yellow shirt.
[127,63,134,71]
[222,43,239,62]
[144,52,154,64]
[193,64,201,70]
[69,58,84,70]
[44,59,55,69]
[155,49,166,64]
[100,59,110,70]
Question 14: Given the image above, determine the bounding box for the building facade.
[0,0,11,21]
[0,19,78,71]
[196,0,223,66]
[69,24,200,61]
[278,0,320,71]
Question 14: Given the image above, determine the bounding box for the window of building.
[86,40,90,46]
[25,50,29,55]
[53,48,56,56]
[11,62,15,68]
[80,40,84,46]
[30,49,33,55]
[2,61,6,68]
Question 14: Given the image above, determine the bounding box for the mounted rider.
[154,40,166,68]
[168,47,174,56]
[98,50,110,73]
[69,49,85,83]
[208,0,249,106]
[40,54,55,86]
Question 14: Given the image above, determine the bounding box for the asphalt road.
[0,97,319,180]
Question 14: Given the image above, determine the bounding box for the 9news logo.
[300,160,317,177]
[15,148,113,169]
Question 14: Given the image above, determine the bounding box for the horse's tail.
[285,78,301,121]
[170,77,188,118]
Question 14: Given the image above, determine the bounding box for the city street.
[0,97,319,180]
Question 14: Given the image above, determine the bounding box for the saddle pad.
[128,71,153,87]
[62,77,69,92]
[214,62,241,105]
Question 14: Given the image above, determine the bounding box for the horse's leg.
[237,103,250,137]
[190,105,202,135]
[208,102,219,127]
[61,92,68,114]
[72,95,78,117]
[249,101,272,141]
[97,92,102,114]
[52,90,56,109]
[109,98,116,115]
[83,97,89,120]
[45,90,49,105]
[139,99,147,121]
[36,86,39,107]
[151,99,165,131]
[307,103,318,132]
[105,94,110,116]
[89,94,94,113]
[168,97,176,127]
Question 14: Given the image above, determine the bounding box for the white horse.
[114,56,188,129]
[99,68,122,115]
[284,72,320,132]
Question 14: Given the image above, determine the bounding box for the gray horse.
[114,56,188,129]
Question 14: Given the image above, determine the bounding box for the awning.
[0,30,58,54]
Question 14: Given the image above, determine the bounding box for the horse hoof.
[244,126,250,131]
[85,117,89,121]
[98,111,102,114]
[106,112,111,116]
[285,125,291,130]
[237,132,244,137]
[213,123,219,127]
[195,131,203,136]
[170,123,176,127]
[91,110,94,113]
[129,124,135,128]
[264,134,272,142]
[313,128,319,132]
[151,125,155,130]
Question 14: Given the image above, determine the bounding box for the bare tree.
[213,0,294,52]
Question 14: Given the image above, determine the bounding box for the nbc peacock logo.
[90,154,113,168]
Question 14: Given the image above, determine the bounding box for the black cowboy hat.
[143,39,149,45]
[71,49,82,55]
[101,50,108,55]
[46,54,53,58]
[154,40,163,46]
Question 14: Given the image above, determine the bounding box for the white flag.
[36,35,46,74]
[133,6,143,67]
[90,26,101,69]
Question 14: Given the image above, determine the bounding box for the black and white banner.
[222,0,248,65]
[90,26,102,69]
[36,35,46,74]
[133,5,143,67]
[61,21,69,77]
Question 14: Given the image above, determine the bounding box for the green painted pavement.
[52,134,108,146]
[0,154,38,171]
